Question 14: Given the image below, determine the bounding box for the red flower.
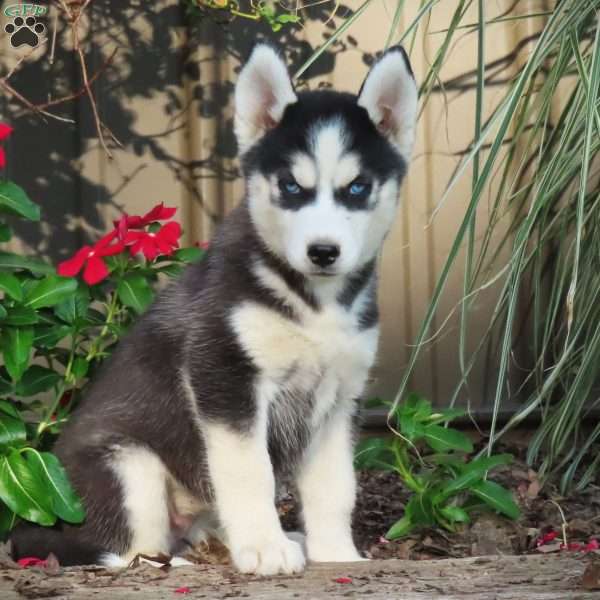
[586,539,600,552]
[333,577,353,584]
[18,557,47,568]
[0,123,13,169]
[124,221,182,260]
[536,531,558,547]
[114,202,177,233]
[174,587,191,594]
[57,230,125,285]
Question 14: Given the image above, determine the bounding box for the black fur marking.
[334,178,373,211]
[242,90,406,187]
[338,259,376,308]
[358,295,379,330]
[275,170,316,211]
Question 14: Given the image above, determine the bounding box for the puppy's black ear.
[234,45,297,154]
[358,46,418,160]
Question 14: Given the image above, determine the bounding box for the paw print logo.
[5,16,46,48]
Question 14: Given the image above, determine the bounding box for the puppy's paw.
[232,535,305,575]
[307,542,367,563]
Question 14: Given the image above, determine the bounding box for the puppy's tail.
[11,521,104,566]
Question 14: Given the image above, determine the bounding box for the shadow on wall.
[0,0,373,262]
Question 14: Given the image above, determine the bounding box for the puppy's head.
[235,44,417,279]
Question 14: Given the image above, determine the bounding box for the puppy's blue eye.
[349,183,366,195]
[285,181,301,195]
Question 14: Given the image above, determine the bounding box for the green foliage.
[183,0,300,32]
[0,171,205,539]
[380,0,600,494]
[355,394,519,539]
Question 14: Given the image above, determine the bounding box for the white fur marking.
[110,447,172,562]
[297,408,364,562]
[203,411,305,575]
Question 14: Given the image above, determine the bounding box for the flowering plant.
[0,123,205,538]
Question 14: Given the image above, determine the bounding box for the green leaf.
[353,437,396,471]
[399,412,426,441]
[34,324,72,349]
[470,480,520,520]
[25,275,78,309]
[438,454,514,499]
[0,412,26,449]
[0,272,22,301]
[70,356,88,380]
[154,263,184,278]
[15,366,61,397]
[0,252,53,275]
[276,13,300,23]
[439,505,470,524]
[54,286,89,323]
[0,222,11,242]
[3,306,39,326]
[1,326,33,382]
[386,515,414,539]
[0,400,19,418]
[0,450,55,525]
[427,407,467,425]
[0,181,40,221]
[423,424,473,453]
[22,450,85,523]
[0,304,5,319]
[117,273,153,314]
[0,501,16,538]
[0,377,12,396]
[404,493,436,527]
[173,247,205,263]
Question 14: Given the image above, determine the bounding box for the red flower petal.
[174,587,191,594]
[94,229,118,250]
[83,255,109,285]
[159,239,177,255]
[57,246,92,277]
[97,242,125,258]
[113,214,145,231]
[143,202,177,223]
[141,237,159,260]
[0,147,5,169]
[0,123,13,141]
[585,539,599,551]
[124,230,146,245]
[158,222,182,244]
[18,557,46,568]
[333,577,353,584]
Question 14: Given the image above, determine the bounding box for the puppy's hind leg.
[102,446,172,566]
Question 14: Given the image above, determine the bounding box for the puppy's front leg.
[203,419,305,575]
[297,407,363,562]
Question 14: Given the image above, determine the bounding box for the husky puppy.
[11,44,417,575]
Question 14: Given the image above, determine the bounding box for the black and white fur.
[11,44,418,575]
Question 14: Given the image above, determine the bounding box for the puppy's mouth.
[310,269,338,278]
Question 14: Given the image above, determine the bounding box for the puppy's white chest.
[230,301,378,420]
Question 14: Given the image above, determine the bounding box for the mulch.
[278,433,600,563]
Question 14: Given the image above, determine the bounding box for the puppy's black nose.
[307,244,340,268]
